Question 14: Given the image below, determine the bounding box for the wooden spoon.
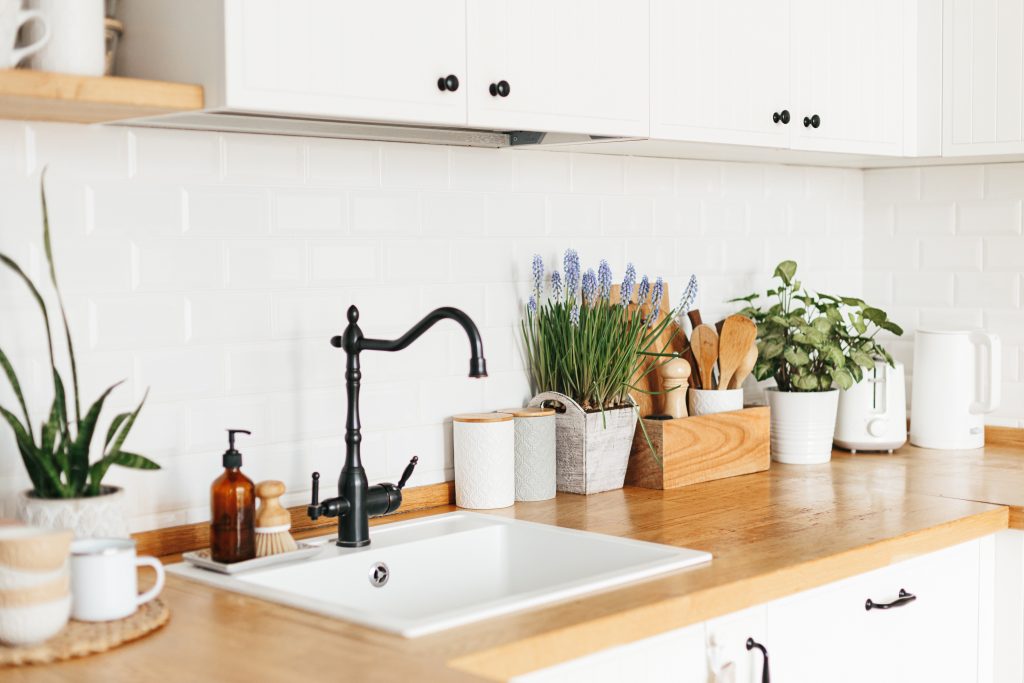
[728,342,759,390]
[689,324,719,390]
[717,315,758,390]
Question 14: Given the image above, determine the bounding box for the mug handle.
[968,331,1001,414]
[11,10,50,66]
[135,556,166,606]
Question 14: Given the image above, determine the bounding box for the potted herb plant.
[733,261,902,464]
[1,176,159,538]
[522,250,682,494]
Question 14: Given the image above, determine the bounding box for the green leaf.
[0,346,31,439]
[88,390,150,494]
[794,373,819,391]
[881,320,904,336]
[825,307,843,324]
[811,317,832,334]
[851,350,876,368]
[40,398,60,454]
[824,345,845,368]
[107,451,160,470]
[784,347,811,366]
[773,260,798,286]
[831,367,855,390]
[0,405,65,496]
[841,297,865,307]
[68,381,123,492]
[104,412,131,450]
[760,339,785,360]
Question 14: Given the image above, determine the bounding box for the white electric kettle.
[910,329,1000,449]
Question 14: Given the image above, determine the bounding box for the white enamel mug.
[0,0,49,68]
[70,538,164,622]
[23,0,103,75]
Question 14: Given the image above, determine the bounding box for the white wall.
[863,165,1024,427]
[0,121,864,530]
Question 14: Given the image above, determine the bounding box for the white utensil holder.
[453,413,515,510]
[688,388,744,416]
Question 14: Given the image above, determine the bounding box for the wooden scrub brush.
[255,480,298,557]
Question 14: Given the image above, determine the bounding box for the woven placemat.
[0,598,170,667]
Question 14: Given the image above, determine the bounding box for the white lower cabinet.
[515,537,996,683]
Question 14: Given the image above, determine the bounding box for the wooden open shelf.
[0,69,203,124]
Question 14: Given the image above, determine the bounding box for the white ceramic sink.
[168,512,711,637]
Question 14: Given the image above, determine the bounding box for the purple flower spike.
[620,263,636,307]
[531,254,544,297]
[563,249,581,297]
[678,274,698,313]
[637,274,650,305]
[597,259,612,302]
[570,300,581,326]
[582,268,597,306]
[648,277,665,327]
[550,271,563,301]
[528,294,537,315]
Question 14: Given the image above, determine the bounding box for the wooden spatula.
[717,315,758,391]
[729,342,759,389]
[689,324,719,390]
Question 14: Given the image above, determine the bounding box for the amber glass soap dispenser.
[210,429,255,563]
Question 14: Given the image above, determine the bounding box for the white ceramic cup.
[70,538,165,622]
[0,0,48,68]
[688,388,744,416]
[23,0,103,75]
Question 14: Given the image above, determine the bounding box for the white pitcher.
[910,329,1001,450]
[0,0,48,68]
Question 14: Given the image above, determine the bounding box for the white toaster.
[833,360,907,453]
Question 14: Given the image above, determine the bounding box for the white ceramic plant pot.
[688,388,744,416]
[766,388,840,465]
[17,486,129,539]
[528,391,638,495]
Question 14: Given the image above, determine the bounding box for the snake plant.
[0,173,159,498]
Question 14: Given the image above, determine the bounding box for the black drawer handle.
[772,109,790,124]
[489,80,511,97]
[866,588,916,611]
[803,113,821,128]
[437,74,459,92]
[746,638,770,683]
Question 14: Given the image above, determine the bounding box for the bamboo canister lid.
[452,412,514,423]
[498,407,556,418]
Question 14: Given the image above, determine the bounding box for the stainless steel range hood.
[115,110,624,148]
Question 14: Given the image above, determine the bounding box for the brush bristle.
[255,529,298,557]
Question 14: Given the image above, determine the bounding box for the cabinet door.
[650,0,792,148]
[768,539,984,683]
[466,0,649,137]
[943,0,1024,156]
[706,607,769,683]
[510,622,707,683]
[790,0,904,155]
[223,0,467,126]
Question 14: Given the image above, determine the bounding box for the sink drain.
[368,561,390,587]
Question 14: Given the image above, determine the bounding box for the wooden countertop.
[6,446,1017,682]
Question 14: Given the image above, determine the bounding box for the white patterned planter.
[766,388,839,465]
[17,486,129,539]
[453,413,515,510]
[528,392,638,495]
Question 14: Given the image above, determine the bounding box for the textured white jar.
[766,388,839,464]
[453,412,515,510]
[688,388,743,416]
[503,407,557,502]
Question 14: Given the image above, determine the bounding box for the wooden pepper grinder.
[657,357,691,419]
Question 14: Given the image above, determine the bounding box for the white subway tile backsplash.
[450,148,515,192]
[653,197,701,236]
[601,196,654,236]
[422,192,485,236]
[89,184,183,237]
[135,346,225,402]
[721,164,764,200]
[380,144,449,190]
[984,237,1024,270]
[984,163,1024,199]
[226,240,307,289]
[188,293,272,344]
[485,193,546,236]
[957,200,1022,235]
[513,151,571,193]
[350,190,420,235]
[307,139,380,187]
[384,239,449,282]
[921,165,985,201]
[570,154,623,194]
[863,168,920,203]
[309,240,378,284]
[89,295,188,350]
[702,201,746,236]
[273,190,346,234]
[547,194,601,236]
[52,239,132,293]
[675,160,721,197]
[891,272,954,307]
[894,203,955,236]
[131,129,219,181]
[223,135,304,183]
[624,157,675,195]
[920,237,982,271]
[132,240,223,292]
[788,201,828,235]
[187,188,269,236]
[956,273,1020,308]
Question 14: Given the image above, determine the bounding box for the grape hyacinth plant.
[521,251,688,413]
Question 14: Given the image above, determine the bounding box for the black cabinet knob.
[803,114,821,128]
[489,80,511,97]
[772,110,791,124]
[437,74,459,92]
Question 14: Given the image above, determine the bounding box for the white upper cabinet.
[651,0,792,148]
[223,0,468,126]
[466,0,650,137]
[944,0,1024,155]
[790,0,905,155]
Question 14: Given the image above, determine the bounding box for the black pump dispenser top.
[222,429,251,468]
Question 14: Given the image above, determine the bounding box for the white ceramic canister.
[501,407,557,502]
[688,388,744,417]
[453,412,515,510]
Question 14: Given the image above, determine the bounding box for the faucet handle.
[308,472,321,520]
[397,456,419,490]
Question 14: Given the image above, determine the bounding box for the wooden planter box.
[625,406,770,490]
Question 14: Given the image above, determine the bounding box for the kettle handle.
[968,331,1001,415]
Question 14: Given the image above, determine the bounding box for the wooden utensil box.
[625,406,770,490]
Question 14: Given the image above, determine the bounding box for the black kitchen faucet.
[307,305,487,547]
